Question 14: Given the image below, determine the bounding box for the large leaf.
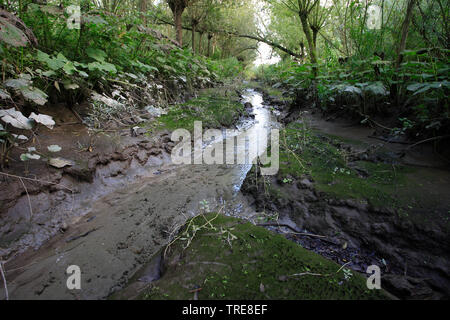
[88,61,117,73]
[0,108,33,129]
[0,88,11,100]
[86,48,107,62]
[0,16,28,47]
[29,112,55,129]
[49,157,74,168]
[47,144,62,152]
[4,77,31,89]
[63,61,77,75]
[364,82,388,96]
[407,83,425,92]
[21,153,40,161]
[21,87,48,105]
[36,50,67,70]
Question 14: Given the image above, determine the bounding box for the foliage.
[257,46,450,139]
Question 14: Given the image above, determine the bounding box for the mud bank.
[0,127,175,261]
[0,88,269,299]
[115,213,389,300]
[240,110,450,299]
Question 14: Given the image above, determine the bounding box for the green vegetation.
[0,1,259,168]
[275,122,413,207]
[147,86,244,132]
[140,213,388,300]
[256,0,449,142]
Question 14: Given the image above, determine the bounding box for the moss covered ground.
[146,86,245,133]
[275,122,413,208]
[140,213,388,300]
[266,121,449,230]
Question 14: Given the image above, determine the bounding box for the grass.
[139,213,388,300]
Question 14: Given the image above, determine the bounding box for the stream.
[3,88,449,300]
[2,89,277,299]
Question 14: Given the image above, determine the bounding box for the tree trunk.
[207,33,212,57]
[299,12,318,77]
[312,29,318,58]
[395,0,417,69]
[191,22,196,53]
[139,0,147,25]
[300,42,305,62]
[174,8,183,46]
[198,32,203,54]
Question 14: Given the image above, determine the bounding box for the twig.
[256,222,327,239]
[18,177,33,221]
[0,261,8,300]
[0,172,74,193]
[65,227,100,243]
[368,135,411,145]
[405,135,450,151]
[288,272,326,278]
[164,209,222,258]
[335,261,351,274]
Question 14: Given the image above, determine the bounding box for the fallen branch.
[65,227,100,243]
[405,135,450,151]
[288,272,326,278]
[18,177,33,221]
[256,222,326,239]
[368,135,411,145]
[0,172,74,193]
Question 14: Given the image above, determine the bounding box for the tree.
[139,0,148,25]
[395,0,417,68]
[166,0,197,46]
[267,0,322,76]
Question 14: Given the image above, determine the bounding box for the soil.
[1,85,449,300]
[241,89,450,299]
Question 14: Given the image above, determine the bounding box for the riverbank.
[240,84,450,299]
[0,85,262,299]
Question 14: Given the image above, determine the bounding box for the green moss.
[277,122,414,208]
[139,213,388,300]
[146,87,244,133]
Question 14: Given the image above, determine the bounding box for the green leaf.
[0,17,29,47]
[4,77,31,89]
[0,108,33,129]
[86,48,107,62]
[77,70,89,78]
[0,88,11,100]
[88,61,117,73]
[42,70,56,77]
[37,51,68,70]
[63,61,77,75]
[21,87,48,105]
[406,83,425,92]
[47,145,62,152]
[62,81,79,90]
[21,153,41,161]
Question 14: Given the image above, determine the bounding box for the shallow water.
[2,89,277,299]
